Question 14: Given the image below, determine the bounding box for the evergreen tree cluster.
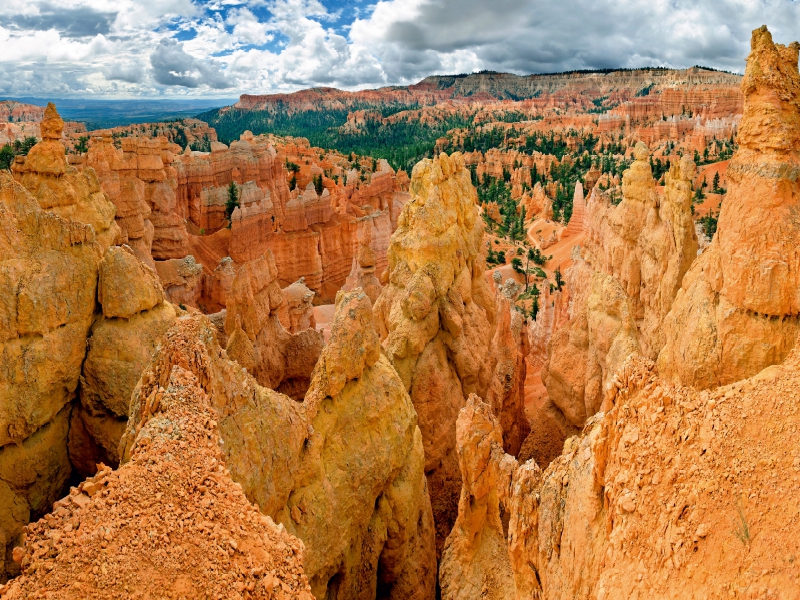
[0,136,38,170]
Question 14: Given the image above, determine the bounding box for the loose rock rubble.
[1,365,313,599]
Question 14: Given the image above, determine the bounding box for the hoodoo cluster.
[1,25,800,600]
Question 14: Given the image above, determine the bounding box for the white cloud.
[1,0,800,97]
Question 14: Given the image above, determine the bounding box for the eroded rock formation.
[116,291,437,599]
[373,152,499,553]
[0,170,96,578]
[541,141,698,430]
[0,109,184,580]
[74,245,177,476]
[439,395,517,600]
[224,250,323,398]
[278,278,316,333]
[658,26,800,388]
[12,103,120,254]
[3,364,314,599]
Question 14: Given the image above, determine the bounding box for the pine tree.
[225,181,239,227]
[530,294,539,320]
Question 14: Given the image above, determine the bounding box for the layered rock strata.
[85,133,188,261]
[175,131,290,233]
[340,217,384,303]
[658,26,800,388]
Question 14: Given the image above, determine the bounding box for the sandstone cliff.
[117,292,437,599]
[658,26,800,388]
[373,152,502,553]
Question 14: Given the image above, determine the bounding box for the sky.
[1,0,799,98]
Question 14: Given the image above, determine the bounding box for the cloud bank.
[0,0,799,97]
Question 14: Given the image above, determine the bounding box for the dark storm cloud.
[355,0,800,82]
[149,39,232,89]
[9,3,117,38]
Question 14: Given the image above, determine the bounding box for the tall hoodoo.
[541,141,698,434]
[373,152,498,552]
[12,103,121,253]
[439,395,518,600]
[658,26,800,388]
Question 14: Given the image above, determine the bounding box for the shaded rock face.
[658,26,800,388]
[541,142,698,430]
[223,250,323,399]
[373,152,499,554]
[76,245,177,476]
[439,395,518,600]
[119,294,437,599]
[486,280,530,458]
[153,255,203,307]
[3,365,314,600]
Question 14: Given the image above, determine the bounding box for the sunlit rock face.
[541,141,698,430]
[658,25,800,388]
[374,152,502,554]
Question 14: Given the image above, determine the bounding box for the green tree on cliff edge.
[225,181,239,227]
[0,145,14,170]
